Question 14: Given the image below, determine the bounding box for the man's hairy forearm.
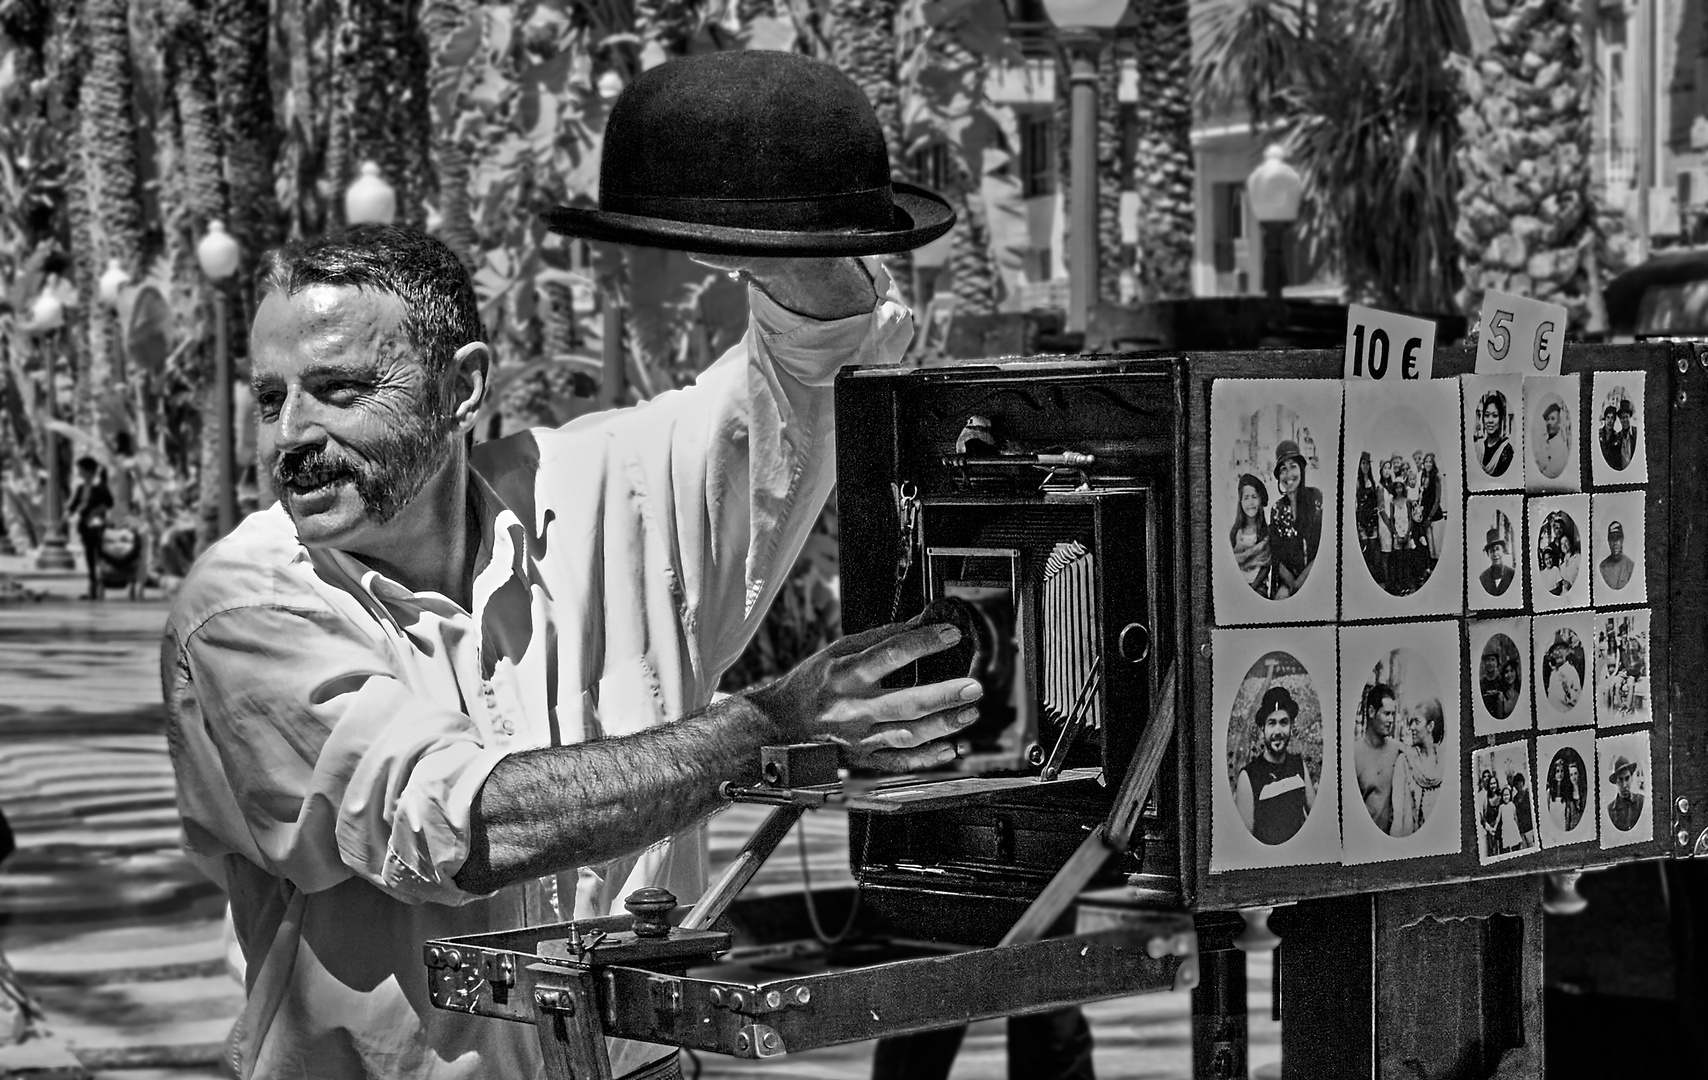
[454,695,780,895]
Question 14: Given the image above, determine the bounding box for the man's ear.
[451,341,491,430]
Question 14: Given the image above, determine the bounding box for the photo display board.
[1190,343,1684,910]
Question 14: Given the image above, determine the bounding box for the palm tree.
[829,0,913,303]
[1453,0,1616,328]
[1131,0,1193,301]
[75,0,148,433]
[331,0,435,230]
[422,0,482,269]
[1194,0,1475,314]
[1096,38,1123,304]
[212,0,281,259]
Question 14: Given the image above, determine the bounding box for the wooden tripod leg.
[533,966,614,1080]
[680,803,806,931]
[999,663,1179,948]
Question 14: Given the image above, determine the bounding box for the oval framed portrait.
[1355,406,1448,599]
[1226,650,1325,847]
[1478,633,1522,721]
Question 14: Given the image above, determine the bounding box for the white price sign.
[1476,290,1566,375]
[1343,304,1437,380]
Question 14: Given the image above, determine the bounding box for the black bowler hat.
[541,51,955,256]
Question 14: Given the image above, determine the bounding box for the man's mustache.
[273,448,361,490]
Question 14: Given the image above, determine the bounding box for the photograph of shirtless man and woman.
[1536,728,1597,848]
[1212,381,1342,626]
[1473,741,1541,864]
[1463,375,1523,494]
[1343,381,1463,620]
[1340,621,1461,864]
[1210,628,1341,871]
[1534,612,1594,730]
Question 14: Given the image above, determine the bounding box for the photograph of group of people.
[1353,448,1448,597]
[1211,381,1341,626]
[1596,610,1651,728]
[1536,618,1592,728]
[1473,742,1541,863]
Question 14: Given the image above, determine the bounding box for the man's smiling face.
[251,284,457,552]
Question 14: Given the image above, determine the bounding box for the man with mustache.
[159,53,975,1080]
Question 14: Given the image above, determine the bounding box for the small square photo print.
[1341,380,1464,621]
[1339,620,1461,865]
[1525,374,1582,492]
[1591,370,1648,487]
[1598,730,1654,848]
[1467,494,1525,612]
[1529,493,1591,612]
[1533,611,1595,730]
[1591,490,1646,606]
[1536,728,1597,849]
[1595,609,1652,729]
[1210,380,1342,626]
[1472,740,1541,865]
[1464,374,1524,493]
[1471,618,1531,736]
[1210,628,1341,872]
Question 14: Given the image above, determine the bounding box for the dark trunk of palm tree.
[1055,47,1073,276]
[422,0,480,268]
[333,0,434,230]
[1132,0,1194,301]
[828,0,911,305]
[1096,39,1123,305]
[76,0,148,436]
[162,0,233,549]
[212,0,282,260]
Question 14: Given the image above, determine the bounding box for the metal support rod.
[681,804,806,931]
[1261,221,1289,301]
[214,289,237,536]
[1191,949,1249,1080]
[1063,30,1101,336]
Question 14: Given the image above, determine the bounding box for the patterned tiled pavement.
[0,557,1279,1079]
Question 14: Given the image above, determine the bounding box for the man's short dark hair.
[1544,402,1562,420]
[1364,683,1395,716]
[258,225,484,406]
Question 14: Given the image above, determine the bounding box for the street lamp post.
[1041,0,1127,336]
[1246,144,1304,302]
[197,221,241,538]
[27,290,75,570]
[345,161,398,227]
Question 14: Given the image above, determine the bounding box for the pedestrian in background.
[65,456,113,601]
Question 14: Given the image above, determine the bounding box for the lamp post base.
[35,530,75,571]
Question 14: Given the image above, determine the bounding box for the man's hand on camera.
[745,619,983,771]
[687,254,879,321]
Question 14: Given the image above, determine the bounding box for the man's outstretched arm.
[454,620,982,895]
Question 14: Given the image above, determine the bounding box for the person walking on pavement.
[66,456,113,600]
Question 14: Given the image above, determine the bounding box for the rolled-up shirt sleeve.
[168,602,510,906]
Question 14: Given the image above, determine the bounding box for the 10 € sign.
[1476,289,1566,376]
[1343,304,1437,380]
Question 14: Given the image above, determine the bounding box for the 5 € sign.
[1344,304,1437,380]
[1476,289,1566,376]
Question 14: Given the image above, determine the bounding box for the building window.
[1021,114,1054,197]
[910,143,952,194]
[1211,181,1246,275]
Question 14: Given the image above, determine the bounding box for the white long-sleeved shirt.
[160,264,912,1078]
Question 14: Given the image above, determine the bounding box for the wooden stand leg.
[1272,879,1544,1080]
[1191,947,1248,1080]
